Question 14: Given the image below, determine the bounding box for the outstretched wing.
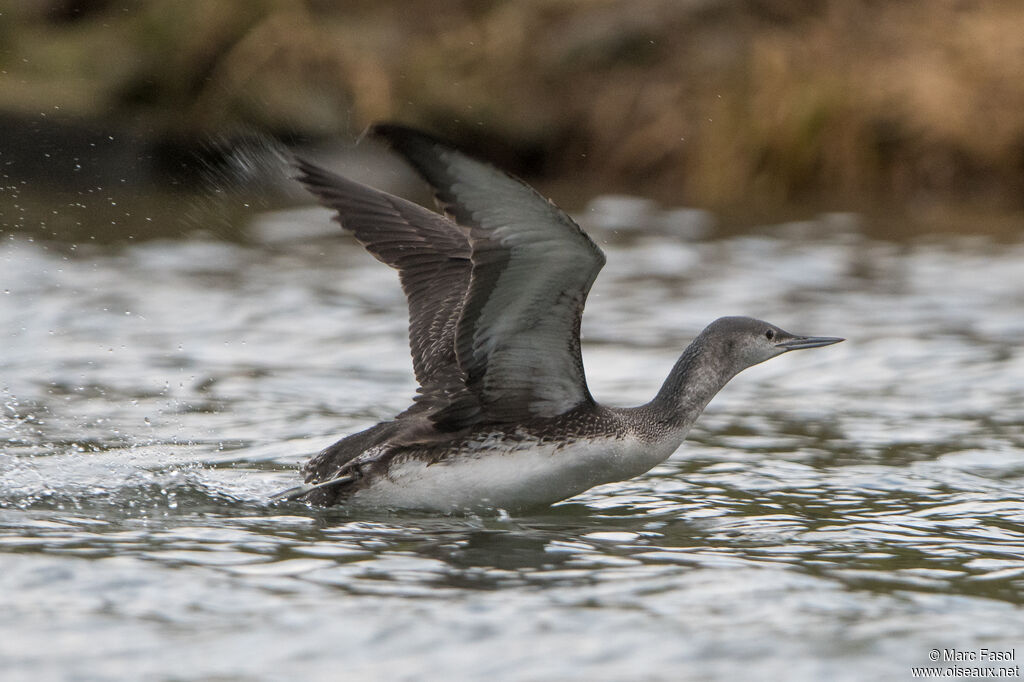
[293,159,470,391]
[371,124,607,421]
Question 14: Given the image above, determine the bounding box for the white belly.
[348,434,683,513]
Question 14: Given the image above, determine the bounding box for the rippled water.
[2,192,1024,680]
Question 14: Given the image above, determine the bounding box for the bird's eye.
[765,329,775,340]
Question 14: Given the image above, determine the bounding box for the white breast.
[348,432,684,513]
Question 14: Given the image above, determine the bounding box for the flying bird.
[272,124,843,513]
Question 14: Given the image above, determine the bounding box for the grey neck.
[642,332,740,431]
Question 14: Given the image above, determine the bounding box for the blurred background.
[2,0,1023,236]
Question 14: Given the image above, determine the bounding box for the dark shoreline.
[2,0,1023,237]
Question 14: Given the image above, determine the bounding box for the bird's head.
[703,316,844,372]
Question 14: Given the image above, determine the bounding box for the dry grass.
[2,0,1023,219]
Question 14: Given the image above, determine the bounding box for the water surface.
[2,192,1024,680]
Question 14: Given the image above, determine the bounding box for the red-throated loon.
[271,124,843,513]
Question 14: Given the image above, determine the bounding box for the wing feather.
[370,125,606,421]
[293,158,470,389]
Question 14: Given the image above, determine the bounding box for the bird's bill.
[776,335,845,351]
